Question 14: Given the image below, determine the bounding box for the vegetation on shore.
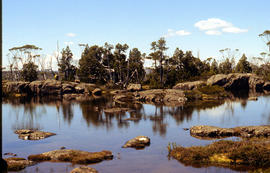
[168,140,270,170]
[4,30,270,89]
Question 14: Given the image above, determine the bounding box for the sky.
[3,0,270,69]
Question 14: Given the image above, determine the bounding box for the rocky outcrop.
[127,83,142,92]
[173,81,206,90]
[28,149,113,164]
[207,73,270,91]
[70,166,98,173]
[4,157,34,171]
[190,125,270,139]
[134,89,187,106]
[14,129,56,140]
[2,80,101,97]
[122,136,150,149]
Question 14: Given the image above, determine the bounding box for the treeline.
[5,30,270,89]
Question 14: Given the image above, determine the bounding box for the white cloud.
[175,30,191,36]
[195,18,232,31]
[195,18,248,35]
[164,29,191,38]
[222,27,248,33]
[205,30,222,35]
[64,41,74,45]
[66,33,76,37]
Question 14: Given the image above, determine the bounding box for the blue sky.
[3,0,270,69]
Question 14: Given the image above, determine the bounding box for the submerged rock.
[4,153,17,157]
[248,96,258,101]
[70,166,98,173]
[4,157,34,171]
[104,107,132,114]
[14,129,56,140]
[28,149,113,164]
[122,136,150,149]
[190,125,270,139]
[92,88,102,96]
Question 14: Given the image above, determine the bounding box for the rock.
[248,96,258,101]
[14,129,56,140]
[135,89,187,106]
[190,125,270,139]
[110,90,127,95]
[113,93,134,103]
[122,136,150,149]
[75,86,85,93]
[104,108,132,114]
[92,88,102,96]
[127,83,142,92]
[62,83,76,94]
[60,147,66,150]
[41,79,62,95]
[173,81,206,90]
[4,153,17,156]
[123,117,140,121]
[70,166,98,173]
[207,73,269,91]
[183,128,189,131]
[29,81,43,95]
[28,149,113,164]
[263,82,270,91]
[2,81,30,95]
[4,157,34,171]
[75,79,80,83]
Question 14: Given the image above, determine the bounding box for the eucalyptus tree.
[235,54,252,73]
[8,44,41,81]
[102,42,114,82]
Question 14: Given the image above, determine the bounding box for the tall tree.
[128,48,145,83]
[102,42,114,82]
[150,38,168,87]
[58,46,76,81]
[114,43,129,84]
[77,45,105,83]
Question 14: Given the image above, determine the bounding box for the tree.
[102,42,114,82]
[150,38,168,88]
[113,43,129,84]
[8,44,41,81]
[58,46,76,81]
[21,61,38,82]
[259,30,270,52]
[219,58,233,74]
[127,48,145,83]
[210,59,219,74]
[77,45,106,83]
[235,54,252,73]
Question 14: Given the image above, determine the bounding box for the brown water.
[2,95,270,173]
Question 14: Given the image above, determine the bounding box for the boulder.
[92,88,102,96]
[173,81,206,90]
[14,129,56,140]
[70,166,98,173]
[263,82,270,91]
[113,93,134,103]
[4,157,34,171]
[28,149,113,164]
[135,89,187,106]
[40,79,62,95]
[207,73,269,91]
[127,83,142,91]
[2,81,30,95]
[190,125,270,139]
[122,136,150,149]
[29,81,43,94]
[62,83,76,94]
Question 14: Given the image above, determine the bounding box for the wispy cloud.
[64,41,74,45]
[205,30,222,35]
[194,18,248,35]
[66,33,76,37]
[164,29,191,38]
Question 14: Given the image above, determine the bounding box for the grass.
[168,140,270,169]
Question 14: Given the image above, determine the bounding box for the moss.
[28,154,51,161]
[198,85,225,95]
[168,140,270,169]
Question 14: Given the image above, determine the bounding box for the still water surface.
[3,95,270,173]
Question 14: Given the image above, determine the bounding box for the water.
[2,95,270,173]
